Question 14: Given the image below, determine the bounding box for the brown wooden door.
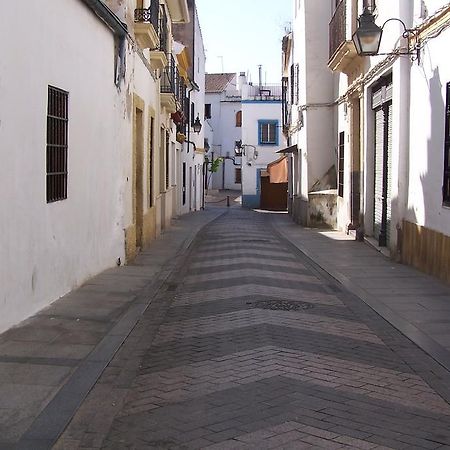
[260,176,288,211]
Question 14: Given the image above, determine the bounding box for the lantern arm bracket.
[379,17,420,61]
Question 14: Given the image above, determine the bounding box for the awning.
[267,156,288,183]
[276,144,298,154]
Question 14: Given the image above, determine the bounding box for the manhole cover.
[250,299,314,311]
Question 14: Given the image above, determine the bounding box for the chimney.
[238,71,247,92]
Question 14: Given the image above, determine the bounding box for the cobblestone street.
[49,209,450,449]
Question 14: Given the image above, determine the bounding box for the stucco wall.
[408,24,450,236]
[0,0,127,332]
[241,101,285,207]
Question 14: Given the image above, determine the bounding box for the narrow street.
[51,208,450,450]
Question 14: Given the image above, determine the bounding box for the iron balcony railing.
[329,0,346,59]
[281,77,291,131]
[134,0,159,31]
[158,8,168,53]
[247,84,283,100]
[134,2,168,52]
[161,53,180,98]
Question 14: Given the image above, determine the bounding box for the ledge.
[134,22,159,49]
[150,50,168,71]
[328,41,360,73]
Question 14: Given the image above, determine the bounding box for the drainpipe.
[186,80,200,154]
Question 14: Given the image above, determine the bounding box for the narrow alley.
[40,208,450,449]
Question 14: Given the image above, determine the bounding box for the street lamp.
[352,8,382,56]
[193,115,202,134]
[352,8,419,60]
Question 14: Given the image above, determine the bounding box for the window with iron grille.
[258,120,278,146]
[294,64,299,104]
[443,82,450,205]
[165,130,170,190]
[235,168,242,184]
[149,116,154,207]
[338,131,345,198]
[47,86,68,203]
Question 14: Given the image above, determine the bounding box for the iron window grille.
[444,82,450,205]
[338,131,345,198]
[235,168,242,184]
[165,130,170,190]
[46,86,68,203]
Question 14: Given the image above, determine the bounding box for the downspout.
[186,80,200,153]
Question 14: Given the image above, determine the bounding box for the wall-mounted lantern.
[352,8,420,61]
[193,115,202,134]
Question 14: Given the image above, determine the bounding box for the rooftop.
[205,73,236,93]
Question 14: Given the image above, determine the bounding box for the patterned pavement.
[56,209,450,449]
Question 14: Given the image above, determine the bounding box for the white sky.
[196,0,292,84]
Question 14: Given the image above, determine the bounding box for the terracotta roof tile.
[205,73,236,93]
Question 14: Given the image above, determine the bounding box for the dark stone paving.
[55,209,450,449]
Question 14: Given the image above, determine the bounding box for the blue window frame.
[258,120,278,146]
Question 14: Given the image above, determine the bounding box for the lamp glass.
[352,9,383,56]
[193,116,202,133]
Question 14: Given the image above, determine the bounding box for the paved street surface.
[51,208,450,449]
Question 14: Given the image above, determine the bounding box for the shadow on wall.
[401,63,449,282]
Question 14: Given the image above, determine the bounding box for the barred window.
[235,168,242,184]
[338,131,345,198]
[47,86,68,203]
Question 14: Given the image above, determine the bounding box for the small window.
[235,110,242,127]
[338,131,345,198]
[47,86,69,203]
[235,168,242,184]
[443,82,450,205]
[258,120,278,146]
[205,103,211,119]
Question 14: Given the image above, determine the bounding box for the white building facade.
[284,0,450,282]
[206,73,286,208]
[0,0,206,333]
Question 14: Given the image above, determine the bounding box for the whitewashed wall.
[241,101,285,207]
[0,0,127,332]
[408,19,450,236]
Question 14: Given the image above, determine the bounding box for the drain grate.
[249,299,314,311]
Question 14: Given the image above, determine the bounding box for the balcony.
[160,54,179,113]
[149,9,169,70]
[134,0,159,50]
[328,0,359,73]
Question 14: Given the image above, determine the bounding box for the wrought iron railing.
[134,2,168,52]
[282,77,290,131]
[329,0,346,59]
[134,0,159,31]
[158,8,168,53]
[161,53,179,97]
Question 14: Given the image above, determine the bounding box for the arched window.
[235,111,242,127]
